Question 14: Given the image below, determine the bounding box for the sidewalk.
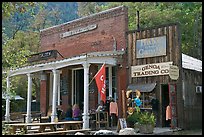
[90,126,202,135]
[135,127,173,135]
[136,127,202,135]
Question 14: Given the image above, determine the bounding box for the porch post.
[51,69,58,122]
[57,71,60,106]
[5,77,10,122]
[82,62,90,129]
[26,73,33,123]
[109,66,113,97]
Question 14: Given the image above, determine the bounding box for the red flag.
[94,64,106,103]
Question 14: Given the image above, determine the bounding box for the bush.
[126,109,141,127]
[138,111,155,125]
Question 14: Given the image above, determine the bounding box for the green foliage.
[127,110,140,124]
[2,122,26,135]
[77,2,106,17]
[2,123,13,135]
[127,107,156,127]
[138,111,156,125]
[2,2,37,19]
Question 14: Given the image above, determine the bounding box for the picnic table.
[5,121,83,135]
[22,113,42,123]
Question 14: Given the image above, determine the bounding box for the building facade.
[5,5,202,130]
[126,23,202,129]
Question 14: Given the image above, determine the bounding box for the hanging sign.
[169,65,179,80]
[131,62,173,77]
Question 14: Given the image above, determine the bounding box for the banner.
[94,64,106,103]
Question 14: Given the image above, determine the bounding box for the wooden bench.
[5,121,83,135]
[25,128,91,135]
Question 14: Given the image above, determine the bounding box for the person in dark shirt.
[151,98,159,111]
[151,96,159,126]
[105,97,111,127]
[57,105,63,121]
[64,105,73,121]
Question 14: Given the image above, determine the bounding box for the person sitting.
[47,106,52,122]
[96,100,106,112]
[57,105,63,121]
[72,104,81,121]
[64,105,73,121]
[96,100,106,120]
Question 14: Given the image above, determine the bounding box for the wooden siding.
[127,23,185,128]
[127,23,182,85]
[182,69,202,129]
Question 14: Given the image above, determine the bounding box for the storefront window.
[130,91,156,109]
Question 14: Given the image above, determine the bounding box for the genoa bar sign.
[60,24,97,38]
[131,62,173,77]
[28,50,57,63]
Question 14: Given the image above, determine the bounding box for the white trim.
[9,51,124,77]
[49,72,53,106]
[109,66,113,98]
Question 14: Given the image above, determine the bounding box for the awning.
[127,83,157,92]
[2,94,24,100]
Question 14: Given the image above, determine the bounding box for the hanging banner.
[94,64,106,103]
[131,62,173,77]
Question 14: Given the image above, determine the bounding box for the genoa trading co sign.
[131,62,173,77]
[60,24,97,38]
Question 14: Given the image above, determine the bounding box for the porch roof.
[182,53,202,72]
[6,50,125,77]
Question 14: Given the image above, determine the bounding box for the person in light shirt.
[109,98,118,126]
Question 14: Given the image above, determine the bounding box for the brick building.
[5,6,129,129]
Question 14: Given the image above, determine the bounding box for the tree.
[94,2,202,60]
[77,2,105,17]
[2,2,36,19]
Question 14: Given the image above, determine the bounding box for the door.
[72,68,84,110]
[161,84,170,127]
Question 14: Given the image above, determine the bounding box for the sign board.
[27,50,57,63]
[117,118,127,132]
[60,76,68,95]
[169,65,179,80]
[168,84,177,129]
[136,35,167,58]
[60,24,97,38]
[131,62,173,77]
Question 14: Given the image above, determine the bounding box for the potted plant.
[126,110,140,128]
[138,111,156,134]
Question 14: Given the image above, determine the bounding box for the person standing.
[105,97,111,127]
[109,98,118,127]
[151,96,159,126]
[166,104,171,127]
